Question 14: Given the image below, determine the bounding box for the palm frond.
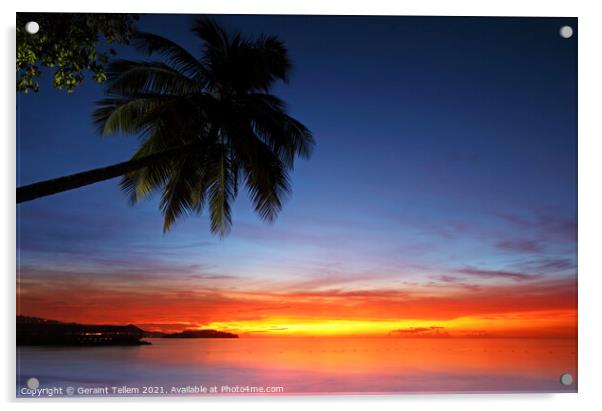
[192,17,230,57]
[160,150,206,232]
[105,60,198,97]
[246,35,292,88]
[94,93,211,142]
[93,96,165,136]
[132,31,204,80]
[120,160,173,205]
[206,143,234,236]
[119,133,178,204]
[230,128,290,222]
[238,93,314,165]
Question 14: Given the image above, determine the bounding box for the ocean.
[16,337,577,397]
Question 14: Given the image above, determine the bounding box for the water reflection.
[17,337,577,395]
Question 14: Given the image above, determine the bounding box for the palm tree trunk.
[17,145,193,204]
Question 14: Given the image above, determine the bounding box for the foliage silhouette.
[17,17,314,237]
[17,13,138,92]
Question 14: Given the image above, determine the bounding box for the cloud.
[187,274,239,280]
[244,326,290,334]
[18,262,215,282]
[515,258,575,274]
[431,275,482,291]
[497,209,577,244]
[496,239,542,253]
[456,267,540,282]
[390,326,450,338]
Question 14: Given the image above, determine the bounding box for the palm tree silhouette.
[17,18,314,236]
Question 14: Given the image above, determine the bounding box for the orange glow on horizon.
[201,309,576,338]
[17,269,577,338]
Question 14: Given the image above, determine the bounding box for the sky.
[16,15,577,337]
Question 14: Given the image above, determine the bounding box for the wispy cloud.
[498,209,577,244]
[187,274,239,280]
[390,326,450,338]
[496,239,542,253]
[515,258,576,274]
[431,275,482,291]
[456,267,540,282]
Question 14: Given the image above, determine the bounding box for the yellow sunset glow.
[200,309,576,337]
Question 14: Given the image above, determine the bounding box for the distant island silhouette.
[163,329,238,339]
[17,316,238,346]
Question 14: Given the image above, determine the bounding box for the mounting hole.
[560,373,574,386]
[559,25,573,39]
[26,377,40,389]
[25,21,40,34]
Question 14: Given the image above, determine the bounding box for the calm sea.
[16,337,577,397]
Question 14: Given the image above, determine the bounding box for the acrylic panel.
[16,13,578,397]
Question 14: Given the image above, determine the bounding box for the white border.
[2,1,601,410]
